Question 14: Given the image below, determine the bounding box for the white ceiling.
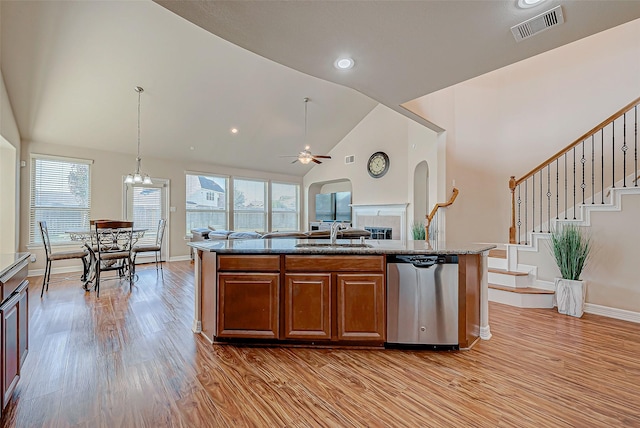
[3,1,640,176]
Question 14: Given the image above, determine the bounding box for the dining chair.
[93,220,134,297]
[38,221,90,297]
[132,219,166,276]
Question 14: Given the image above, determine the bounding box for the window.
[233,178,267,232]
[186,174,228,233]
[30,155,92,245]
[272,182,299,231]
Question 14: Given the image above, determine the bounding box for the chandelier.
[124,86,152,184]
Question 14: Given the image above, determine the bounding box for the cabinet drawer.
[0,259,28,302]
[285,255,384,273]
[217,255,280,272]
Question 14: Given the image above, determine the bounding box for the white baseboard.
[480,325,492,340]
[585,303,640,324]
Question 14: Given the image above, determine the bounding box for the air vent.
[511,5,564,42]
[345,155,355,164]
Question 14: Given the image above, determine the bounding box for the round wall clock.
[367,151,390,178]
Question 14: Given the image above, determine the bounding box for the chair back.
[156,219,167,246]
[94,221,134,255]
[39,221,52,257]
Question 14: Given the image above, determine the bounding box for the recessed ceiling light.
[189,146,195,151]
[230,128,238,134]
[518,0,545,8]
[334,57,355,70]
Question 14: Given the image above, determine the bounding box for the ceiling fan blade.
[291,159,299,164]
[312,158,322,164]
[313,155,332,159]
[279,155,299,158]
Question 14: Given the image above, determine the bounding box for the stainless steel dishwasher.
[386,254,459,348]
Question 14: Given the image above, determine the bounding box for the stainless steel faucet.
[330,221,344,245]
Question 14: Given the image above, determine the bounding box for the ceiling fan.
[287,145,332,164]
[280,97,332,165]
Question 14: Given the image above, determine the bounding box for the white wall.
[405,18,640,312]
[20,140,302,272]
[0,69,21,252]
[303,104,440,237]
[406,18,640,244]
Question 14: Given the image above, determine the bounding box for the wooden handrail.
[513,95,640,187]
[509,95,640,244]
[425,187,459,241]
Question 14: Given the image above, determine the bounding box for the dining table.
[66,227,147,290]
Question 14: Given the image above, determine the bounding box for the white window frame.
[232,177,268,233]
[29,153,93,246]
[270,181,300,232]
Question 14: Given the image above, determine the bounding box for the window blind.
[30,155,92,245]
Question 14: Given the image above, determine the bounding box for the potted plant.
[548,224,592,317]
[411,221,426,240]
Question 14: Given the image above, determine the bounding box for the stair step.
[488,268,528,277]
[488,249,506,259]
[489,284,554,294]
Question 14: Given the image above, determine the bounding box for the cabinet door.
[284,274,331,340]
[1,294,20,409]
[18,283,29,368]
[218,273,280,339]
[336,274,385,342]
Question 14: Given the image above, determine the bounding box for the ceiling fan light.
[299,156,312,165]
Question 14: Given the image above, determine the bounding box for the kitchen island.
[189,239,495,350]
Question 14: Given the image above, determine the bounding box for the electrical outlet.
[30,255,36,263]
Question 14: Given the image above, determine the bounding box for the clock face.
[367,152,389,178]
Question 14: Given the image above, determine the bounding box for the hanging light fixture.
[299,98,312,165]
[124,86,152,185]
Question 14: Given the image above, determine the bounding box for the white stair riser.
[488,271,531,287]
[488,288,554,308]
[488,257,507,270]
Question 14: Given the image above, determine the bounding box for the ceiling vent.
[345,155,355,164]
[511,5,564,42]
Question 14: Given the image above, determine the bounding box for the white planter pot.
[554,278,586,318]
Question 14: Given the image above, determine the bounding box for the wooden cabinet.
[0,254,29,415]
[336,274,385,342]
[210,254,385,345]
[2,292,20,407]
[284,255,385,345]
[218,273,280,339]
[216,255,280,340]
[284,274,331,340]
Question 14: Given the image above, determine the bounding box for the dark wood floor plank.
[2,261,640,427]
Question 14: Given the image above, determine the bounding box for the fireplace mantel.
[351,203,408,241]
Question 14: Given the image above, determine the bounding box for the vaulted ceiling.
[3,1,639,176]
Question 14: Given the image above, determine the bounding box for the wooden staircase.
[487,248,555,308]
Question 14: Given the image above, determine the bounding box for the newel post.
[509,176,516,244]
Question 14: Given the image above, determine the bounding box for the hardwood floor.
[2,261,639,427]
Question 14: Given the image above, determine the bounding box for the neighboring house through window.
[186,173,228,233]
[29,154,93,245]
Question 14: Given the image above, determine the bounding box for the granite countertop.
[188,238,495,255]
[0,253,30,278]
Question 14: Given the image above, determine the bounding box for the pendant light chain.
[125,86,152,184]
[137,86,142,168]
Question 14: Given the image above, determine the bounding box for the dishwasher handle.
[389,254,458,268]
